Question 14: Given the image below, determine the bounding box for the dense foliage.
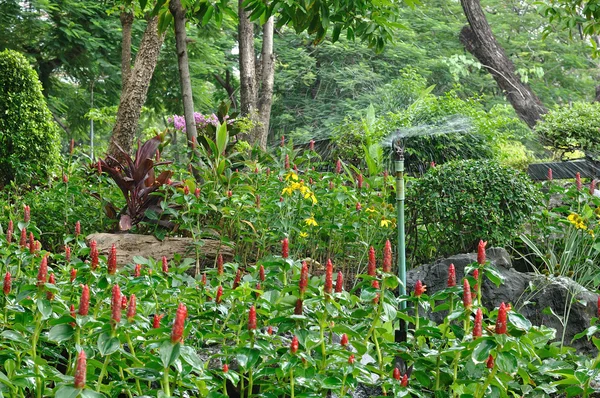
[0,50,61,187]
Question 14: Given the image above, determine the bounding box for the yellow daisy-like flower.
[589,229,595,238]
[380,219,392,227]
[285,171,299,181]
[305,215,318,227]
[299,232,308,238]
[365,207,376,213]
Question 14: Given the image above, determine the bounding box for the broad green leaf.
[160,340,181,368]
[54,386,80,398]
[97,332,120,356]
[472,338,496,363]
[48,324,75,343]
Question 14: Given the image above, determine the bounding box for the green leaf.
[97,332,120,356]
[496,351,518,373]
[472,338,496,363]
[1,330,29,345]
[80,390,105,398]
[180,346,204,371]
[483,266,504,287]
[55,386,80,398]
[160,340,181,368]
[216,121,229,155]
[321,376,342,389]
[508,312,531,331]
[48,324,75,343]
[382,302,397,322]
[37,298,53,319]
[235,347,260,370]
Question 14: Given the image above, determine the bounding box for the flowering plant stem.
[31,312,42,398]
[163,366,171,396]
[290,367,295,398]
[475,366,497,398]
[96,355,110,392]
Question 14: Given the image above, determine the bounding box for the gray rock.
[407,248,598,353]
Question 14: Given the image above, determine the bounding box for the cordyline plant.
[98,135,178,230]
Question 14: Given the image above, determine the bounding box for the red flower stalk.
[463,279,472,310]
[3,272,10,295]
[47,273,56,300]
[267,326,273,335]
[90,240,98,270]
[356,202,362,211]
[171,302,188,344]
[309,139,315,151]
[233,269,242,289]
[336,159,342,174]
[414,280,426,297]
[201,273,207,285]
[216,285,223,303]
[23,205,30,223]
[19,227,27,248]
[357,174,363,189]
[97,161,102,175]
[217,254,224,275]
[335,271,344,293]
[227,190,232,198]
[127,294,136,322]
[324,259,333,294]
[447,263,456,287]
[473,269,479,294]
[290,335,299,354]
[248,306,257,330]
[75,221,81,237]
[473,308,483,338]
[495,302,507,334]
[281,135,285,147]
[486,354,494,369]
[383,240,392,272]
[340,333,348,347]
[591,179,597,195]
[29,232,35,254]
[111,285,122,325]
[194,187,201,198]
[79,285,90,316]
[401,374,409,387]
[65,245,71,263]
[107,244,117,275]
[348,354,355,364]
[294,298,303,315]
[63,172,70,183]
[299,262,308,295]
[367,246,376,276]
[6,220,13,243]
[134,264,141,277]
[576,172,582,191]
[153,314,163,329]
[547,168,553,181]
[285,154,290,169]
[372,280,380,304]
[37,255,48,288]
[223,364,229,373]
[162,256,169,273]
[477,240,487,265]
[393,367,401,381]
[282,238,289,259]
[259,265,265,282]
[121,295,127,309]
[74,350,87,389]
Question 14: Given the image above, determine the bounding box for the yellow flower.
[285,171,299,181]
[305,215,318,227]
[299,232,308,238]
[365,207,376,213]
[589,229,595,238]
[380,219,392,227]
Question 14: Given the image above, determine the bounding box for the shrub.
[0,50,61,187]
[408,159,539,262]
[535,101,600,157]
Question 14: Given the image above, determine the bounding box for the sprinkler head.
[393,138,405,161]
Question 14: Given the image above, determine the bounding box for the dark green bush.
[407,159,539,263]
[0,50,61,187]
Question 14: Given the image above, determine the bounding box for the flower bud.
[393,368,401,380]
[74,350,86,389]
[486,354,494,369]
[336,159,342,174]
[3,272,11,295]
[23,204,30,223]
[357,174,363,189]
[473,308,483,338]
[216,285,223,303]
[340,333,348,347]
[348,354,355,364]
[6,220,13,243]
[127,294,136,322]
[281,135,285,147]
[111,285,121,325]
[267,326,273,335]
[401,374,409,387]
[19,227,27,248]
[294,298,303,315]
[576,172,582,191]
[65,246,71,263]
[47,273,56,300]
[447,263,456,287]
[90,240,98,270]
[171,303,188,343]
[383,240,392,272]
[121,294,127,309]
[282,238,289,259]
[37,255,48,288]
[223,364,229,373]
[463,279,472,310]
[547,168,553,181]
[153,313,163,329]
[134,264,141,277]
[233,269,242,289]
[63,173,68,184]
[248,305,257,330]
[324,259,333,294]
[29,232,35,254]
[495,302,507,334]
[367,246,376,276]
[194,187,201,198]
[290,335,299,354]
[309,139,315,151]
[107,244,117,275]
[356,202,362,211]
[284,154,290,169]
[259,264,265,282]
[473,269,479,295]
[201,273,207,285]
[75,221,81,237]
[335,271,344,293]
[477,240,487,265]
[162,256,169,273]
[79,285,90,316]
[97,161,102,175]
[414,280,426,297]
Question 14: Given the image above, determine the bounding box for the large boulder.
[86,233,234,274]
[407,248,597,353]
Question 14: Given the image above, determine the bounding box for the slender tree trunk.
[214,70,238,111]
[256,16,275,149]
[238,0,258,120]
[169,0,197,146]
[120,11,134,90]
[108,16,165,160]
[459,0,547,128]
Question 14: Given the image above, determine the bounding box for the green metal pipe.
[395,158,406,311]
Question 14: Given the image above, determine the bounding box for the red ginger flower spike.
[473,269,479,294]
[393,367,401,381]
[357,174,363,189]
[335,271,344,293]
[281,135,285,147]
[495,302,507,334]
[201,273,207,285]
[248,306,257,330]
[463,279,472,310]
[23,204,30,223]
[74,350,87,389]
[259,264,265,282]
[294,298,303,315]
[75,221,81,237]
[233,269,242,289]
[267,326,273,335]
[65,245,71,263]
[29,232,35,254]
[79,285,90,316]
[162,256,168,273]
[340,333,348,347]
[372,280,380,304]
[576,172,582,191]
[216,285,223,303]
[336,159,342,174]
[111,285,121,325]
[90,240,98,270]
[285,154,290,169]
[309,139,315,151]
[486,354,494,369]
[194,187,201,198]
[217,254,223,275]
[3,272,10,295]
[299,262,309,295]
[367,246,376,276]
[127,294,136,322]
[356,202,362,211]
[69,138,75,154]
[290,335,299,354]
[547,168,553,181]
[134,264,141,277]
[121,295,127,309]
[348,354,355,364]
[6,220,12,243]
[282,238,289,259]
[171,303,188,344]
[591,179,597,195]
[324,259,333,294]
[401,374,409,387]
[447,263,456,287]
[383,240,392,273]
[107,244,117,275]
[477,240,487,265]
[37,255,48,288]
[153,314,163,329]
[70,304,76,326]
[19,228,27,248]
[473,308,483,338]
[47,273,56,300]
[414,280,426,297]
[97,161,102,175]
[183,185,189,195]
[223,364,229,373]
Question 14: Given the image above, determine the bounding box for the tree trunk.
[120,11,134,90]
[214,70,238,111]
[459,0,547,128]
[238,0,258,120]
[256,16,275,149]
[169,0,197,146]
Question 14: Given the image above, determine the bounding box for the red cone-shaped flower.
[348,354,355,364]
[121,294,127,309]
[171,303,188,344]
[217,254,224,275]
[447,263,456,287]
[259,265,265,282]
[576,172,582,191]
[3,272,10,295]
[547,168,553,181]
[111,285,121,325]
[79,285,90,316]
[19,227,27,248]
[248,305,257,330]
[336,159,342,174]
[75,221,81,237]
[299,262,308,295]
[162,256,169,273]
[285,154,290,169]
[414,280,426,297]
[107,244,117,275]
[267,326,273,335]
[6,220,12,244]
[201,273,207,285]
[23,205,30,223]
[393,368,401,380]
[194,187,201,198]
[356,202,362,211]
[153,314,163,329]
[335,271,344,293]
[281,135,285,147]
[495,302,507,334]
[309,139,315,151]
[223,364,229,372]
[401,374,409,387]
[47,273,56,300]
[463,279,472,310]
[282,238,289,259]
[290,335,299,354]
[90,240,98,270]
[473,269,479,294]
[477,240,487,265]
[37,255,48,288]
[233,269,242,289]
[383,240,392,272]
[216,285,223,303]
[294,298,303,315]
[340,333,348,347]
[357,174,363,189]
[324,259,333,294]
[29,232,35,254]
[127,294,136,322]
[74,350,86,389]
[368,246,376,276]
[486,354,494,369]
[473,308,483,338]
[65,245,71,263]
[134,264,141,277]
